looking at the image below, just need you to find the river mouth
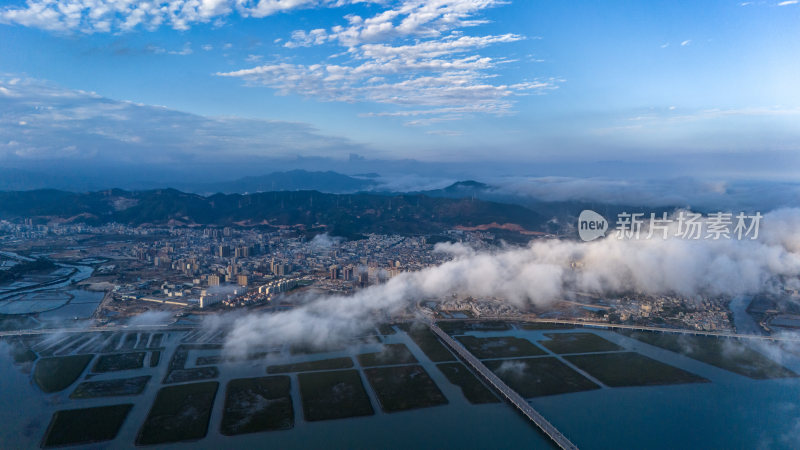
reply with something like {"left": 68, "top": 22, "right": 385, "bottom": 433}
{"left": 729, "top": 296, "right": 764, "bottom": 335}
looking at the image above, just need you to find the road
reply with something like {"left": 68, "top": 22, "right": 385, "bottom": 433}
{"left": 436, "top": 316, "right": 800, "bottom": 342}
{"left": 0, "top": 324, "right": 196, "bottom": 337}
{"left": 428, "top": 322, "right": 579, "bottom": 450}
{"left": 6, "top": 315, "right": 799, "bottom": 341}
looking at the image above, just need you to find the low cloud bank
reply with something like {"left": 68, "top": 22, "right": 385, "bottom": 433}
{"left": 368, "top": 174, "right": 800, "bottom": 213}
{"left": 310, "top": 233, "right": 342, "bottom": 249}
{"left": 486, "top": 177, "right": 800, "bottom": 212}
{"left": 223, "top": 208, "right": 800, "bottom": 357}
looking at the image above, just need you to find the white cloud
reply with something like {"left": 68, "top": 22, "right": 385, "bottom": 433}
{"left": 778, "top": 0, "right": 798, "bottom": 6}
{"left": 485, "top": 176, "right": 800, "bottom": 211}
{"left": 1, "top": 1, "right": 556, "bottom": 123}
{"left": 219, "top": 2, "right": 557, "bottom": 121}
{"left": 426, "top": 129, "right": 462, "bottom": 136}
{"left": 168, "top": 42, "right": 193, "bottom": 55}
{"left": 681, "top": 39, "right": 691, "bottom": 46}
{"left": 218, "top": 61, "right": 556, "bottom": 118}
{"left": 0, "top": 0, "right": 378, "bottom": 33}
{"left": 284, "top": 0, "right": 511, "bottom": 47}
{"left": 285, "top": 28, "right": 330, "bottom": 48}
{"left": 0, "top": 76, "right": 366, "bottom": 163}
{"left": 223, "top": 208, "right": 800, "bottom": 353}
{"left": 355, "top": 33, "right": 523, "bottom": 59}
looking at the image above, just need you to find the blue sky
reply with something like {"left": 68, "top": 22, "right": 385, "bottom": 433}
{"left": 0, "top": 0, "right": 799, "bottom": 180}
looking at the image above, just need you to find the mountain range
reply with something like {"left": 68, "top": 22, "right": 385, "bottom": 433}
{"left": 0, "top": 188, "right": 548, "bottom": 239}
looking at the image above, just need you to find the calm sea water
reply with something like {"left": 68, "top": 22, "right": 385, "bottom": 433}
{"left": 516, "top": 328, "right": 800, "bottom": 449}
{"left": 1, "top": 327, "right": 798, "bottom": 449}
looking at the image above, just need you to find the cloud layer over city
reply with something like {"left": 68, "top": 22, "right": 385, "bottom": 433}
{"left": 223, "top": 208, "right": 800, "bottom": 355}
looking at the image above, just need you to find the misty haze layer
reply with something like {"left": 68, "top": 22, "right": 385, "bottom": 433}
{"left": 223, "top": 208, "right": 800, "bottom": 356}
{"left": 484, "top": 177, "right": 800, "bottom": 212}
{"left": 3, "top": 77, "right": 800, "bottom": 193}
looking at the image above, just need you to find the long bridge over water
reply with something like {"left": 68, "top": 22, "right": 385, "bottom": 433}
{"left": 427, "top": 322, "right": 579, "bottom": 450}
{"left": 5, "top": 315, "right": 799, "bottom": 446}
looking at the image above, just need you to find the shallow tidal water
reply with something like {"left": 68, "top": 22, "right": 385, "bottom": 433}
{"left": 1, "top": 326, "right": 799, "bottom": 449}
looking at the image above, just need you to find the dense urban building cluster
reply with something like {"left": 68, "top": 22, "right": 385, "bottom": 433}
{"left": 606, "top": 295, "right": 734, "bottom": 331}
{"left": 0, "top": 220, "right": 461, "bottom": 314}
{"left": 0, "top": 219, "right": 755, "bottom": 332}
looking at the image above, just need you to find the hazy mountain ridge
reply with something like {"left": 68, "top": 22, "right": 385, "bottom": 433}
{"left": 0, "top": 188, "right": 547, "bottom": 238}
{"left": 410, "top": 180, "right": 688, "bottom": 234}
{"left": 0, "top": 178, "right": 695, "bottom": 239}
{"left": 185, "top": 170, "right": 377, "bottom": 194}
{"left": 0, "top": 169, "right": 377, "bottom": 194}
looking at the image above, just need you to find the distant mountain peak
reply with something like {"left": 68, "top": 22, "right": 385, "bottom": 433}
{"left": 444, "top": 180, "right": 490, "bottom": 191}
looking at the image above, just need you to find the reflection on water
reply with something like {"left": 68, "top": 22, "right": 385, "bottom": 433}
{"left": 38, "top": 290, "right": 104, "bottom": 321}
{"left": 0, "top": 263, "right": 99, "bottom": 320}
{"left": 729, "top": 296, "right": 764, "bottom": 335}
{"left": 1, "top": 326, "right": 799, "bottom": 449}
{"left": 0, "top": 329, "right": 553, "bottom": 450}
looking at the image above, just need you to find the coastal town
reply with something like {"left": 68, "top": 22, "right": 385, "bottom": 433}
{"left": 0, "top": 219, "right": 770, "bottom": 334}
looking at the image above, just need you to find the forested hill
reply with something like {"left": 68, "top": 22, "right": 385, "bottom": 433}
{"left": 0, "top": 188, "right": 547, "bottom": 237}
